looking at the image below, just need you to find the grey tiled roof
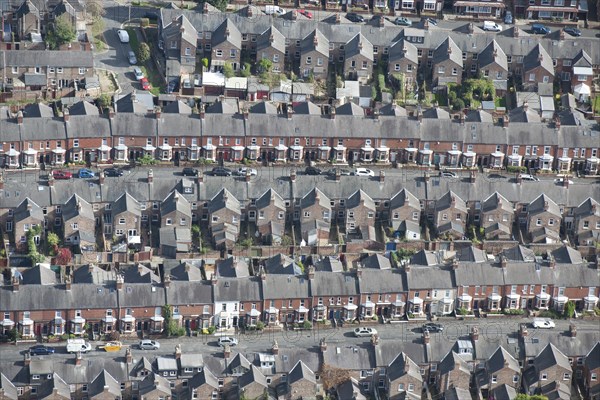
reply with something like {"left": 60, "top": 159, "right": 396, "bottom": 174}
{"left": 300, "top": 29, "right": 329, "bottom": 57}
{"left": 501, "top": 245, "right": 536, "bottom": 262}
{"left": 551, "top": 246, "right": 583, "bottom": 265}
{"left": 287, "top": 360, "right": 316, "bottom": 385}
{"left": 432, "top": 37, "right": 463, "bottom": 67}
{"left": 216, "top": 256, "right": 250, "bottom": 278}
{"left": 111, "top": 192, "right": 142, "bottom": 217}
{"left": 88, "top": 370, "right": 121, "bottom": 398}
{"left": 163, "top": 100, "right": 192, "bottom": 114}
{"left": 13, "top": 197, "right": 44, "bottom": 223}
{"left": 528, "top": 193, "right": 561, "bottom": 217}
{"left": 22, "top": 103, "right": 54, "bottom": 118}
{"left": 3, "top": 50, "right": 93, "bottom": 67}
{"left": 212, "top": 18, "right": 242, "bottom": 49}
{"left": 523, "top": 43, "right": 554, "bottom": 75}
{"left": 361, "top": 253, "right": 391, "bottom": 270}
{"left": 388, "top": 352, "right": 422, "bottom": 382}
{"left": 256, "top": 26, "right": 286, "bottom": 55}
{"left": 68, "top": 100, "right": 99, "bottom": 116}
{"left": 345, "top": 33, "right": 374, "bottom": 61}
{"left": 389, "top": 38, "right": 418, "bottom": 64}
{"left": 478, "top": 40, "right": 508, "bottom": 71}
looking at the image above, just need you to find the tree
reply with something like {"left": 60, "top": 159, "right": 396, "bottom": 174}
{"left": 320, "top": 363, "right": 350, "bottom": 390}
{"left": 563, "top": 300, "right": 576, "bottom": 318}
{"left": 258, "top": 58, "right": 273, "bottom": 75}
{"left": 97, "top": 94, "right": 111, "bottom": 110}
{"left": 55, "top": 248, "right": 72, "bottom": 265}
{"left": 46, "top": 14, "right": 76, "bottom": 50}
{"left": 204, "top": 0, "right": 227, "bottom": 11}
{"left": 47, "top": 232, "right": 60, "bottom": 249}
{"left": 515, "top": 395, "right": 548, "bottom": 400}
{"left": 85, "top": 0, "right": 105, "bottom": 20}
{"left": 137, "top": 43, "right": 150, "bottom": 64}
{"left": 201, "top": 58, "right": 209, "bottom": 70}
{"left": 222, "top": 62, "right": 234, "bottom": 79}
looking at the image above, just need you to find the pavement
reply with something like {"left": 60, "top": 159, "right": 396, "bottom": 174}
{"left": 2, "top": 317, "right": 598, "bottom": 363}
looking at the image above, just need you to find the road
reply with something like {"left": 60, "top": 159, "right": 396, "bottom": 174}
{"left": 1, "top": 317, "right": 597, "bottom": 363}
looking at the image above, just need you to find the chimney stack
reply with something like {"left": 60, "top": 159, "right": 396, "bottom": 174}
{"left": 378, "top": 16, "right": 384, "bottom": 28}
{"left": 424, "top": 18, "right": 429, "bottom": 30}
{"left": 147, "top": 169, "right": 154, "bottom": 184}
{"left": 548, "top": 254, "right": 556, "bottom": 269}
{"left": 12, "top": 276, "right": 19, "bottom": 292}
{"left": 75, "top": 352, "right": 82, "bottom": 366}
{"left": 245, "top": 169, "right": 252, "bottom": 182}
{"left": 516, "top": 173, "right": 523, "bottom": 184}
{"left": 48, "top": 174, "right": 54, "bottom": 187}
{"left": 225, "top": 28, "right": 230, "bottom": 38}
{"left": 116, "top": 275, "right": 124, "bottom": 290}
{"left": 99, "top": 170, "right": 105, "bottom": 185}
{"left": 126, "top": 348, "right": 133, "bottom": 364}
{"left": 27, "top": 202, "right": 32, "bottom": 211}
{"left": 519, "top": 323, "right": 528, "bottom": 337}
{"left": 63, "top": 109, "right": 70, "bottom": 122}
{"left": 24, "top": 353, "right": 31, "bottom": 366}
{"left": 469, "top": 170, "right": 476, "bottom": 183}
{"left": 155, "top": 108, "right": 161, "bottom": 120}
{"left": 371, "top": 334, "right": 379, "bottom": 346}
{"left": 424, "top": 171, "right": 430, "bottom": 183}
{"left": 523, "top": 102, "right": 529, "bottom": 112}
{"left": 563, "top": 176, "right": 570, "bottom": 188}
{"left": 175, "top": 344, "right": 182, "bottom": 359}
{"left": 272, "top": 340, "right": 279, "bottom": 355}
{"left": 200, "top": 104, "right": 205, "bottom": 119}
{"left": 330, "top": 107, "right": 336, "bottom": 120}
{"left": 452, "top": 258, "right": 459, "bottom": 270}
{"left": 164, "top": 275, "right": 171, "bottom": 288}
{"left": 500, "top": 255, "right": 507, "bottom": 269}
{"left": 203, "top": 2, "right": 209, "bottom": 13}
{"left": 211, "top": 273, "right": 217, "bottom": 286}
{"left": 287, "top": 104, "right": 293, "bottom": 120}
{"left": 335, "top": 168, "right": 341, "bottom": 182}
{"left": 196, "top": 171, "right": 204, "bottom": 185}
{"left": 417, "top": 107, "right": 423, "bottom": 122}
{"left": 65, "top": 276, "right": 72, "bottom": 291}
{"left": 247, "top": 6, "right": 253, "bottom": 17}
{"left": 320, "top": 338, "right": 327, "bottom": 353}
{"left": 468, "top": 23, "right": 474, "bottom": 34}
{"left": 109, "top": 110, "right": 115, "bottom": 119}
{"left": 313, "top": 34, "right": 318, "bottom": 46}
{"left": 223, "top": 344, "right": 231, "bottom": 359}
{"left": 503, "top": 115, "right": 509, "bottom": 128}
{"left": 423, "top": 330, "right": 430, "bottom": 344}
{"left": 471, "top": 326, "right": 479, "bottom": 341}
{"left": 307, "top": 266, "right": 315, "bottom": 280}
{"left": 513, "top": 27, "right": 520, "bottom": 38}
{"left": 290, "top": 169, "right": 297, "bottom": 182}
{"left": 17, "top": 111, "right": 23, "bottom": 124}
{"left": 243, "top": 108, "right": 249, "bottom": 120}
{"left": 356, "top": 267, "right": 362, "bottom": 278}
{"left": 379, "top": 170, "right": 385, "bottom": 183}
{"left": 335, "top": 13, "right": 341, "bottom": 24}
{"left": 291, "top": 10, "right": 298, "bottom": 20}
{"left": 569, "top": 324, "right": 577, "bottom": 338}
{"left": 543, "top": 201, "right": 549, "bottom": 211}
{"left": 559, "top": 29, "right": 565, "bottom": 40}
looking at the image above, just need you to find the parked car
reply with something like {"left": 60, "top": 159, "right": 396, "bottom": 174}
{"left": 326, "top": 168, "right": 352, "bottom": 176}
{"left": 425, "top": 17, "right": 438, "bottom": 26}
{"left": 394, "top": 17, "right": 412, "bottom": 26}
{"left": 345, "top": 13, "right": 365, "bottom": 23}
{"left": 483, "top": 21, "right": 503, "bottom": 32}
{"left": 139, "top": 77, "right": 151, "bottom": 91}
{"left": 264, "top": 5, "right": 285, "bottom": 15}
{"left": 210, "top": 167, "right": 232, "bottom": 177}
{"left": 563, "top": 27, "right": 581, "bottom": 37}
{"left": 554, "top": 177, "right": 574, "bottom": 185}
{"left": 182, "top": 167, "right": 199, "bottom": 177}
{"left": 52, "top": 170, "right": 72, "bottom": 180}
{"left": 235, "top": 167, "right": 258, "bottom": 176}
{"left": 532, "top": 23, "right": 551, "bottom": 34}
{"left": 66, "top": 339, "right": 92, "bottom": 353}
{"left": 440, "top": 170, "right": 458, "bottom": 178}
{"left": 520, "top": 174, "right": 540, "bottom": 182}
{"left": 78, "top": 168, "right": 95, "bottom": 178}
{"left": 30, "top": 345, "right": 55, "bottom": 356}
{"left": 297, "top": 9, "right": 312, "bottom": 18}
{"left": 133, "top": 67, "right": 144, "bottom": 80}
{"left": 305, "top": 166, "right": 322, "bottom": 175}
{"left": 504, "top": 11, "right": 513, "bottom": 24}
{"left": 354, "top": 327, "right": 378, "bottom": 337}
{"left": 117, "top": 29, "right": 129, "bottom": 43}
{"left": 532, "top": 318, "right": 555, "bottom": 329}
{"left": 218, "top": 337, "right": 239, "bottom": 347}
{"left": 128, "top": 51, "right": 137, "bottom": 65}
{"left": 139, "top": 340, "right": 161, "bottom": 350}
{"left": 422, "top": 323, "right": 444, "bottom": 333}
{"left": 104, "top": 167, "right": 124, "bottom": 177}
{"left": 354, "top": 168, "right": 375, "bottom": 177}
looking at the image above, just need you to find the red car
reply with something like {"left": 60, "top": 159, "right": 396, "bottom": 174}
{"left": 140, "top": 77, "right": 151, "bottom": 91}
{"left": 298, "top": 9, "right": 313, "bottom": 18}
{"left": 52, "top": 170, "right": 72, "bottom": 180}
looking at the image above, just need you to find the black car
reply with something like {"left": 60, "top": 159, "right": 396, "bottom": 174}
{"left": 563, "top": 27, "right": 581, "bottom": 37}
{"left": 182, "top": 167, "right": 199, "bottom": 177}
{"left": 211, "top": 167, "right": 232, "bottom": 177}
{"left": 345, "top": 13, "right": 365, "bottom": 23}
{"left": 425, "top": 17, "right": 438, "bottom": 26}
{"left": 305, "top": 166, "right": 322, "bottom": 176}
{"left": 104, "top": 167, "right": 124, "bottom": 177}
{"left": 422, "top": 323, "right": 444, "bottom": 333}
{"left": 30, "top": 345, "right": 55, "bottom": 356}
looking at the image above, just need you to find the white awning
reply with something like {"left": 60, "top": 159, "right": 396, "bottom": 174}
{"left": 102, "top": 316, "right": 116, "bottom": 323}
{"left": 536, "top": 293, "right": 551, "bottom": 299}
{"left": 558, "top": 157, "right": 571, "bottom": 162}
{"left": 506, "top": 294, "right": 520, "bottom": 300}
{"left": 158, "top": 144, "right": 172, "bottom": 150}
{"left": 442, "top": 297, "right": 454, "bottom": 304}
{"left": 538, "top": 154, "right": 554, "bottom": 161}
{"left": 508, "top": 154, "right": 522, "bottom": 161}
{"left": 247, "top": 309, "right": 261, "bottom": 317}
{"left": 343, "top": 303, "right": 358, "bottom": 310}
{"left": 231, "top": 146, "right": 245, "bottom": 151}
{"left": 7, "top": 149, "right": 20, "bottom": 156}
{"left": 290, "top": 145, "right": 303, "bottom": 151}
{"left": 150, "top": 315, "right": 164, "bottom": 322}
{"left": 20, "top": 318, "right": 33, "bottom": 326}
{"left": 587, "top": 157, "right": 599, "bottom": 163}
{"left": 554, "top": 295, "right": 568, "bottom": 303}
{"left": 491, "top": 151, "right": 504, "bottom": 158}
{"left": 52, "top": 317, "right": 65, "bottom": 325}
{"left": 0, "top": 319, "right": 15, "bottom": 326}
{"left": 52, "top": 148, "right": 66, "bottom": 154}
{"left": 318, "top": 146, "right": 331, "bottom": 151}
{"left": 405, "top": 147, "right": 418, "bottom": 152}
{"left": 121, "top": 315, "right": 135, "bottom": 323}
{"left": 247, "top": 145, "right": 260, "bottom": 151}
{"left": 584, "top": 295, "right": 598, "bottom": 303}
{"left": 411, "top": 297, "right": 423, "bottom": 304}
{"left": 419, "top": 149, "right": 433, "bottom": 155}
{"left": 265, "top": 307, "right": 279, "bottom": 314}
{"left": 142, "top": 145, "right": 156, "bottom": 151}
{"left": 334, "top": 145, "right": 346, "bottom": 151}
{"left": 458, "top": 294, "right": 472, "bottom": 302}
{"left": 202, "top": 144, "right": 215, "bottom": 151}
{"left": 488, "top": 294, "right": 501, "bottom": 301}
{"left": 114, "top": 144, "right": 128, "bottom": 151}
{"left": 296, "top": 306, "right": 309, "bottom": 313}
{"left": 377, "top": 146, "right": 389, "bottom": 152}
{"left": 23, "top": 148, "right": 38, "bottom": 155}
{"left": 361, "top": 146, "right": 374, "bottom": 152}
{"left": 392, "top": 300, "right": 405, "bottom": 307}
{"left": 447, "top": 150, "right": 462, "bottom": 155}
{"left": 463, "top": 151, "right": 476, "bottom": 157}
{"left": 574, "top": 83, "right": 591, "bottom": 96}
{"left": 573, "top": 67, "right": 593, "bottom": 75}
{"left": 71, "top": 316, "right": 86, "bottom": 324}
{"left": 361, "top": 301, "right": 375, "bottom": 308}
{"left": 97, "top": 145, "right": 112, "bottom": 152}
{"left": 275, "top": 144, "right": 288, "bottom": 151}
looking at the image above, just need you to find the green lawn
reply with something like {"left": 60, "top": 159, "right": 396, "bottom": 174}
{"left": 593, "top": 96, "right": 600, "bottom": 116}
{"left": 126, "top": 28, "right": 163, "bottom": 96}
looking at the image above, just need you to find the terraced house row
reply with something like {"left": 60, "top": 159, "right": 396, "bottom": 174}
{"left": 158, "top": 6, "right": 599, "bottom": 92}
{"left": 1, "top": 246, "right": 599, "bottom": 337}
{"left": 0, "top": 329, "right": 599, "bottom": 400}
{"left": 1, "top": 98, "right": 599, "bottom": 173}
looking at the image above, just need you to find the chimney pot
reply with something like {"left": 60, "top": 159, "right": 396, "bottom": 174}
{"left": 330, "top": 107, "right": 336, "bottom": 120}
{"left": 63, "top": 109, "right": 70, "bottom": 122}
{"left": 12, "top": 276, "right": 20, "bottom": 292}
{"left": 471, "top": 326, "right": 479, "bottom": 341}
{"left": 379, "top": 170, "right": 385, "bottom": 183}
{"left": 24, "top": 353, "right": 31, "bottom": 366}
{"left": 175, "top": 343, "right": 182, "bottom": 359}
{"left": 17, "top": 111, "right": 23, "bottom": 124}
{"left": 116, "top": 275, "right": 124, "bottom": 290}
{"left": 75, "top": 352, "right": 82, "bottom": 366}
{"left": 272, "top": 340, "right": 279, "bottom": 355}
{"left": 423, "top": 330, "right": 430, "bottom": 344}
{"left": 320, "top": 338, "right": 327, "bottom": 352}
{"left": 290, "top": 169, "right": 297, "bottom": 182}
{"left": 211, "top": 273, "right": 217, "bottom": 285}
{"left": 126, "top": 348, "right": 133, "bottom": 364}
{"left": 569, "top": 324, "right": 577, "bottom": 337}
{"left": 223, "top": 344, "right": 231, "bottom": 358}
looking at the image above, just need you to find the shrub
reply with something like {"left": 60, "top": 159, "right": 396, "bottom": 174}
{"left": 107, "top": 331, "right": 120, "bottom": 341}
{"left": 507, "top": 166, "right": 527, "bottom": 173}
{"left": 457, "top": 308, "right": 470, "bottom": 316}
{"left": 207, "top": 326, "right": 216, "bottom": 334}
{"left": 538, "top": 309, "right": 561, "bottom": 319}
{"left": 140, "top": 17, "right": 149, "bottom": 27}
{"left": 302, "top": 321, "right": 312, "bottom": 330}
{"left": 255, "top": 321, "right": 265, "bottom": 331}
{"left": 60, "top": 334, "right": 69, "bottom": 341}
{"left": 503, "top": 309, "right": 525, "bottom": 315}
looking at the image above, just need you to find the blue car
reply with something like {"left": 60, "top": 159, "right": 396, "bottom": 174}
{"left": 78, "top": 168, "right": 95, "bottom": 178}
{"left": 30, "top": 345, "right": 55, "bottom": 356}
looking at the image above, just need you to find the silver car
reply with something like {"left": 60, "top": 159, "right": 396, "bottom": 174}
{"left": 128, "top": 51, "right": 137, "bottom": 65}
{"left": 139, "top": 339, "right": 160, "bottom": 350}
{"left": 218, "top": 336, "right": 238, "bottom": 347}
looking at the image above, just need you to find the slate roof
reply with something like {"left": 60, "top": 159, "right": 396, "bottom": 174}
{"left": 574, "top": 197, "right": 599, "bottom": 217}
{"left": 68, "top": 100, "right": 99, "bottom": 116}
{"left": 263, "top": 253, "right": 302, "bottom": 275}
{"left": 62, "top": 193, "right": 94, "bottom": 223}
{"left": 139, "top": 373, "right": 171, "bottom": 397}
{"left": 390, "top": 188, "right": 420, "bottom": 210}
{"left": 13, "top": 197, "right": 44, "bottom": 222}
{"left": 489, "top": 384, "right": 518, "bottom": 400}
{"left": 161, "top": 190, "right": 192, "bottom": 218}
{"left": 523, "top": 43, "right": 554, "bottom": 75}
{"left": 121, "top": 264, "right": 161, "bottom": 284}
{"left": 0, "top": 373, "right": 17, "bottom": 400}
{"left": 478, "top": 40, "right": 508, "bottom": 71}
{"left": 213, "top": 277, "right": 262, "bottom": 302}
{"left": 212, "top": 18, "right": 242, "bottom": 48}
{"left": 208, "top": 188, "right": 241, "bottom": 215}
{"left": 528, "top": 194, "right": 561, "bottom": 217}
{"left": 432, "top": 37, "right": 462, "bottom": 67}
{"left": 166, "top": 280, "right": 212, "bottom": 305}
{"left": 523, "top": 330, "right": 600, "bottom": 360}
{"left": 205, "top": 99, "right": 237, "bottom": 114}
{"left": 435, "top": 190, "right": 468, "bottom": 213}
{"left": 456, "top": 246, "right": 488, "bottom": 263}
{"left": 21, "top": 263, "right": 58, "bottom": 285}
{"left": 256, "top": 26, "right": 286, "bottom": 54}
{"left": 188, "top": 367, "right": 219, "bottom": 390}
{"left": 378, "top": 102, "right": 408, "bottom": 117}
{"left": 300, "top": 188, "right": 330, "bottom": 210}
{"left": 388, "top": 352, "right": 422, "bottom": 382}
{"left": 22, "top": 103, "right": 54, "bottom": 118}
{"left": 465, "top": 109, "right": 494, "bottom": 123}
{"left": 166, "top": 260, "right": 203, "bottom": 281}
{"left": 323, "top": 344, "right": 375, "bottom": 372}
{"left": 38, "top": 373, "right": 70, "bottom": 399}
{"left": 3, "top": 50, "right": 93, "bottom": 68}
{"left": 262, "top": 274, "right": 310, "bottom": 300}
{"left": 585, "top": 342, "right": 600, "bottom": 370}
{"left": 410, "top": 250, "right": 442, "bottom": 266}
{"left": 250, "top": 100, "right": 278, "bottom": 115}
{"left": 389, "top": 38, "right": 418, "bottom": 64}
{"left": 238, "top": 365, "right": 268, "bottom": 390}
{"left": 551, "top": 246, "right": 583, "bottom": 265}
{"left": 361, "top": 253, "right": 391, "bottom": 270}
{"left": 501, "top": 245, "right": 536, "bottom": 262}
{"left": 438, "top": 351, "right": 471, "bottom": 376}
{"left": 72, "top": 264, "right": 117, "bottom": 284}
{"left": 255, "top": 188, "right": 285, "bottom": 212}
{"left": 444, "top": 387, "right": 472, "bottom": 400}
{"left": 300, "top": 29, "right": 329, "bottom": 57}
{"left": 407, "top": 266, "right": 455, "bottom": 289}
{"left": 336, "top": 101, "right": 365, "bottom": 116}
{"left": 111, "top": 192, "right": 142, "bottom": 217}
{"left": 481, "top": 192, "right": 512, "bottom": 213}
{"left": 293, "top": 101, "right": 321, "bottom": 115}
{"left": 88, "top": 370, "right": 121, "bottom": 398}
{"left": 163, "top": 100, "right": 192, "bottom": 114}
{"left": 345, "top": 33, "right": 374, "bottom": 61}
{"left": 534, "top": 343, "right": 572, "bottom": 372}
{"left": 313, "top": 256, "right": 344, "bottom": 272}
{"left": 487, "top": 346, "right": 520, "bottom": 374}
{"left": 311, "top": 271, "right": 358, "bottom": 296}
{"left": 287, "top": 360, "right": 317, "bottom": 385}
{"left": 114, "top": 91, "right": 151, "bottom": 114}
{"left": 572, "top": 49, "right": 592, "bottom": 67}
{"left": 216, "top": 256, "right": 250, "bottom": 278}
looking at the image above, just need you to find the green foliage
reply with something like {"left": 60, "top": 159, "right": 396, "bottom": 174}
{"left": 281, "top": 235, "right": 293, "bottom": 246}
{"left": 140, "top": 18, "right": 149, "bottom": 27}
{"left": 97, "top": 94, "right": 111, "bottom": 110}
{"left": 203, "top": 0, "right": 227, "bottom": 11}
{"left": 507, "top": 166, "right": 528, "bottom": 173}
{"left": 46, "top": 14, "right": 76, "bottom": 49}
{"left": 239, "top": 62, "right": 252, "bottom": 77}
{"left": 0, "top": 248, "right": 6, "bottom": 258}
{"left": 240, "top": 238, "right": 253, "bottom": 249}
{"left": 7, "top": 328, "right": 20, "bottom": 341}
{"left": 137, "top": 42, "right": 150, "bottom": 64}
{"left": 538, "top": 309, "right": 562, "bottom": 319}
{"left": 395, "top": 248, "right": 415, "bottom": 260}
{"left": 503, "top": 309, "right": 525, "bottom": 315}
{"left": 563, "top": 300, "right": 576, "bottom": 318}
{"left": 60, "top": 334, "right": 69, "bottom": 341}
{"left": 27, "top": 226, "right": 44, "bottom": 265}
{"left": 447, "top": 78, "right": 495, "bottom": 110}
{"left": 255, "top": 321, "right": 265, "bottom": 330}
{"left": 222, "top": 62, "right": 234, "bottom": 79}
{"left": 137, "top": 154, "right": 157, "bottom": 165}
{"left": 457, "top": 307, "right": 471, "bottom": 316}
{"left": 302, "top": 320, "right": 312, "bottom": 330}
{"left": 515, "top": 395, "right": 548, "bottom": 400}
{"left": 191, "top": 225, "right": 201, "bottom": 236}
{"left": 207, "top": 326, "right": 216, "bottom": 334}
{"left": 258, "top": 58, "right": 273, "bottom": 74}
{"left": 201, "top": 58, "right": 209, "bottom": 69}
{"left": 47, "top": 232, "right": 60, "bottom": 248}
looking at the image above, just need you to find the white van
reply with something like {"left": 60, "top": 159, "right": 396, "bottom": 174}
{"left": 117, "top": 29, "right": 130, "bottom": 43}
{"left": 66, "top": 339, "right": 92, "bottom": 353}
{"left": 483, "top": 21, "right": 502, "bottom": 32}
{"left": 265, "top": 5, "right": 285, "bottom": 15}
